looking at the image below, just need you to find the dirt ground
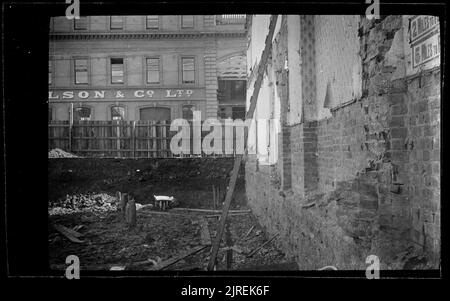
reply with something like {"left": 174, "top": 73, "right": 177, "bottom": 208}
{"left": 48, "top": 158, "right": 298, "bottom": 271}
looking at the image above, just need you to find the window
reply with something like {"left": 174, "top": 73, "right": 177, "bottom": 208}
{"left": 182, "top": 105, "right": 194, "bottom": 120}
{"left": 146, "top": 58, "right": 160, "bottom": 84}
{"left": 218, "top": 80, "right": 246, "bottom": 101}
{"left": 182, "top": 57, "right": 195, "bottom": 84}
{"left": 73, "top": 107, "right": 91, "bottom": 121}
{"left": 181, "top": 15, "right": 194, "bottom": 28}
{"left": 111, "top": 106, "right": 125, "bottom": 120}
{"left": 111, "top": 58, "right": 124, "bottom": 84}
{"left": 48, "top": 60, "right": 52, "bottom": 85}
{"left": 74, "top": 58, "right": 88, "bottom": 84}
{"left": 74, "top": 17, "right": 87, "bottom": 30}
{"left": 110, "top": 16, "right": 123, "bottom": 29}
{"left": 146, "top": 16, "right": 159, "bottom": 29}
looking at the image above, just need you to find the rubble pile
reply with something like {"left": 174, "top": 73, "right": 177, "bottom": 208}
{"left": 49, "top": 193, "right": 117, "bottom": 216}
{"left": 48, "top": 148, "right": 80, "bottom": 158}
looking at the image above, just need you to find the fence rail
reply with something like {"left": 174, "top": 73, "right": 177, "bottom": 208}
{"left": 48, "top": 120, "right": 240, "bottom": 158}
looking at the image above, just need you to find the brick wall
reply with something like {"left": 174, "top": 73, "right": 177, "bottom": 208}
{"left": 245, "top": 15, "right": 440, "bottom": 269}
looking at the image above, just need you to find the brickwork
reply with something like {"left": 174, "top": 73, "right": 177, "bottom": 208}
{"left": 246, "top": 15, "right": 440, "bottom": 269}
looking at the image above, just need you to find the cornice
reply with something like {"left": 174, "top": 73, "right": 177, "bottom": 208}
{"left": 49, "top": 31, "right": 247, "bottom": 41}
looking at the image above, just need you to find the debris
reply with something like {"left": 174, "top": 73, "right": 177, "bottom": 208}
{"left": 72, "top": 225, "right": 84, "bottom": 232}
{"left": 130, "top": 257, "right": 162, "bottom": 268}
{"left": 235, "top": 225, "right": 255, "bottom": 244}
{"left": 204, "top": 212, "right": 251, "bottom": 218}
{"left": 138, "top": 210, "right": 189, "bottom": 217}
{"left": 318, "top": 265, "right": 338, "bottom": 271}
{"left": 135, "top": 203, "right": 153, "bottom": 211}
{"left": 53, "top": 224, "right": 84, "bottom": 243}
{"left": 301, "top": 201, "right": 316, "bottom": 209}
{"left": 244, "top": 225, "right": 255, "bottom": 239}
{"left": 48, "top": 193, "right": 117, "bottom": 216}
{"left": 48, "top": 148, "right": 79, "bottom": 158}
{"left": 223, "top": 246, "right": 244, "bottom": 254}
{"left": 246, "top": 233, "right": 279, "bottom": 258}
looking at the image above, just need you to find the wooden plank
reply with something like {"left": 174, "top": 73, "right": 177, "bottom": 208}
{"left": 171, "top": 208, "right": 251, "bottom": 214}
{"left": 204, "top": 212, "right": 251, "bottom": 218}
{"left": 207, "top": 15, "right": 279, "bottom": 271}
{"left": 150, "top": 245, "right": 209, "bottom": 271}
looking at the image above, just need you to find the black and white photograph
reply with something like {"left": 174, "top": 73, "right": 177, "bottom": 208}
{"left": 3, "top": 0, "right": 445, "bottom": 290}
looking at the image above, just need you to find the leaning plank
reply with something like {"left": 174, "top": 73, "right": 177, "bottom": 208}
{"left": 207, "top": 15, "right": 279, "bottom": 271}
{"left": 204, "top": 212, "right": 251, "bottom": 219}
{"left": 150, "top": 245, "right": 209, "bottom": 271}
{"left": 53, "top": 224, "right": 84, "bottom": 243}
{"left": 199, "top": 217, "right": 212, "bottom": 245}
{"left": 138, "top": 210, "right": 190, "bottom": 217}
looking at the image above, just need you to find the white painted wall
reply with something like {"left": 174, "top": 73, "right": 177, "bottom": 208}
{"left": 314, "top": 15, "right": 362, "bottom": 119}
{"left": 246, "top": 15, "right": 282, "bottom": 165}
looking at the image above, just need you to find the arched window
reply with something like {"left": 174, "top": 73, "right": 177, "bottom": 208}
{"left": 111, "top": 106, "right": 125, "bottom": 120}
{"left": 73, "top": 107, "right": 91, "bottom": 121}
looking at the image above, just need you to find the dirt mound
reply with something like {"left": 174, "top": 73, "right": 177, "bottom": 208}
{"left": 48, "top": 148, "right": 80, "bottom": 158}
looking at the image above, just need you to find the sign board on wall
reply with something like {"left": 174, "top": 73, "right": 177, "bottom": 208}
{"left": 48, "top": 88, "right": 204, "bottom": 101}
{"left": 404, "top": 15, "right": 440, "bottom": 76}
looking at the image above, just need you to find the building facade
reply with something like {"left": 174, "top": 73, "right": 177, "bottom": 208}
{"left": 246, "top": 15, "right": 440, "bottom": 269}
{"left": 49, "top": 15, "right": 247, "bottom": 122}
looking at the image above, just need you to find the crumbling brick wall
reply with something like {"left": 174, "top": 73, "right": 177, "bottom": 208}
{"left": 246, "top": 15, "right": 440, "bottom": 269}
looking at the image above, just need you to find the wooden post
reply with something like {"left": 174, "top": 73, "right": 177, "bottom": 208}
{"left": 116, "top": 191, "right": 122, "bottom": 207}
{"left": 120, "top": 193, "right": 128, "bottom": 221}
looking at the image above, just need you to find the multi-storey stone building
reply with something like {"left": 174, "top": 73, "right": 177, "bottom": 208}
{"left": 48, "top": 15, "right": 247, "bottom": 122}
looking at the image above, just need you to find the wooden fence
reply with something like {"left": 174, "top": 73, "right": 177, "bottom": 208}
{"left": 48, "top": 120, "right": 240, "bottom": 158}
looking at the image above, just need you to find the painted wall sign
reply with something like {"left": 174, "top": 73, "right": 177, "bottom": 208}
{"left": 409, "top": 16, "right": 439, "bottom": 43}
{"left": 404, "top": 15, "right": 440, "bottom": 76}
{"left": 412, "top": 32, "right": 440, "bottom": 68}
{"left": 49, "top": 88, "right": 199, "bottom": 101}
